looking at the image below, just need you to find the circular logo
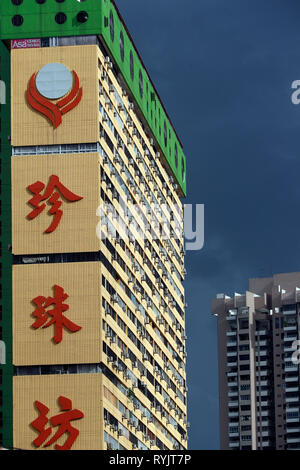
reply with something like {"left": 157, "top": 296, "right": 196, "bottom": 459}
{"left": 36, "top": 63, "right": 73, "bottom": 100}
{"left": 27, "top": 63, "right": 83, "bottom": 129}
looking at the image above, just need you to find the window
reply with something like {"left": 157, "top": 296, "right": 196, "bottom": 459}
{"left": 110, "top": 10, "right": 114, "bottom": 42}
{"left": 55, "top": 12, "right": 67, "bottom": 24}
{"left": 164, "top": 121, "right": 167, "bottom": 147}
{"left": 12, "top": 15, "right": 23, "bottom": 26}
{"left": 77, "top": 11, "right": 88, "bottom": 23}
{"left": 120, "top": 31, "right": 124, "bottom": 62}
{"left": 174, "top": 143, "right": 178, "bottom": 169}
{"left": 181, "top": 156, "right": 185, "bottom": 182}
{"left": 139, "top": 70, "right": 143, "bottom": 99}
{"left": 130, "top": 51, "right": 134, "bottom": 81}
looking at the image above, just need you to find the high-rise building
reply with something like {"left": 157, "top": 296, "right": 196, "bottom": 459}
{"left": 0, "top": 0, "right": 187, "bottom": 450}
{"left": 212, "top": 272, "right": 300, "bottom": 450}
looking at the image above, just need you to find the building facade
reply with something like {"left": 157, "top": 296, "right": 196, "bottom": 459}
{"left": 212, "top": 272, "right": 300, "bottom": 450}
{"left": 0, "top": 0, "right": 188, "bottom": 450}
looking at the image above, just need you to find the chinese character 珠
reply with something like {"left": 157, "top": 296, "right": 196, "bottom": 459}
{"left": 32, "top": 284, "right": 81, "bottom": 344}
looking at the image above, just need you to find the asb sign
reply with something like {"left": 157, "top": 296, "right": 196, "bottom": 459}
{"left": 27, "top": 63, "right": 83, "bottom": 129}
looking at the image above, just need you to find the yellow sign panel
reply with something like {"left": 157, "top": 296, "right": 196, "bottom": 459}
{"left": 12, "top": 153, "right": 101, "bottom": 255}
{"left": 13, "top": 374, "right": 103, "bottom": 450}
{"left": 11, "top": 45, "right": 99, "bottom": 146}
{"left": 13, "top": 262, "right": 101, "bottom": 366}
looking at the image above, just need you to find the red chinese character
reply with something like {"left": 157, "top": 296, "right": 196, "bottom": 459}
{"left": 31, "top": 396, "right": 84, "bottom": 450}
{"left": 27, "top": 174, "right": 83, "bottom": 233}
{"left": 32, "top": 284, "right": 81, "bottom": 344}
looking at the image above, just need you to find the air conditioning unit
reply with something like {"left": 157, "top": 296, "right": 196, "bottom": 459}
{"left": 108, "top": 356, "right": 114, "bottom": 363}
{"left": 155, "top": 385, "right": 160, "bottom": 393}
{"left": 132, "top": 443, "right": 138, "bottom": 449}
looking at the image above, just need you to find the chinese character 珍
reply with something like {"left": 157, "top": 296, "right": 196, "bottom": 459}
{"left": 27, "top": 174, "right": 83, "bottom": 233}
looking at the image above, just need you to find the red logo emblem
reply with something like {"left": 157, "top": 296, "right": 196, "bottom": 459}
{"left": 27, "top": 62, "right": 83, "bottom": 129}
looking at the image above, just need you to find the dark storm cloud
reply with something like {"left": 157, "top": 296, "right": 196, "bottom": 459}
{"left": 116, "top": 0, "right": 300, "bottom": 449}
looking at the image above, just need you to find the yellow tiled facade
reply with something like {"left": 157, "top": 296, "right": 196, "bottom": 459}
{"left": 12, "top": 43, "right": 187, "bottom": 450}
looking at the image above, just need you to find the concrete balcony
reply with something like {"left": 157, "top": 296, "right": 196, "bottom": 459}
{"left": 229, "top": 442, "right": 240, "bottom": 448}
{"left": 228, "top": 412, "right": 239, "bottom": 418}
{"left": 284, "top": 346, "right": 298, "bottom": 353}
{"left": 284, "top": 326, "right": 297, "bottom": 332}
{"left": 287, "top": 437, "right": 300, "bottom": 444}
{"left": 256, "top": 361, "right": 268, "bottom": 367}
{"left": 285, "top": 396, "right": 299, "bottom": 403}
{"left": 285, "top": 364, "right": 298, "bottom": 372}
{"left": 284, "top": 336, "right": 297, "bottom": 342}
{"left": 256, "top": 330, "right": 267, "bottom": 336}
{"left": 286, "top": 428, "right": 300, "bottom": 433}
{"left": 228, "top": 382, "right": 238, "bottom": 387}
{"left": 228, "top": 401, "right": 239, "bottom": 407}
{"left": 285, "top": 376, "right": 299, "bottom": 382}
{"left": 285, "top": 387, "right": 299, "bottom": 393}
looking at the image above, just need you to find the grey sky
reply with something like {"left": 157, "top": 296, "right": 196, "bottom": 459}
{"left": 116, "top": 0, "right": 300, "bottom": 449}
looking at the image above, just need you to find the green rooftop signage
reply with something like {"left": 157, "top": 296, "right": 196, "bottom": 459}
{"left": 0, "top": 0, "right": 186, "bottom": 195}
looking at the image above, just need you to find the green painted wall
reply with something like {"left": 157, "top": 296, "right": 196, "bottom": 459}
{"left": 0, "top": 0, "right": 186, "bottom": 195}
{"left": 102, "top": 1, "right": 186, "bottom": 195}
{"left": 0, "top": 0, "right": 102, "bottom": 39}
{"left": 0, "top": 40, "right": 12, "bottom": 450}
